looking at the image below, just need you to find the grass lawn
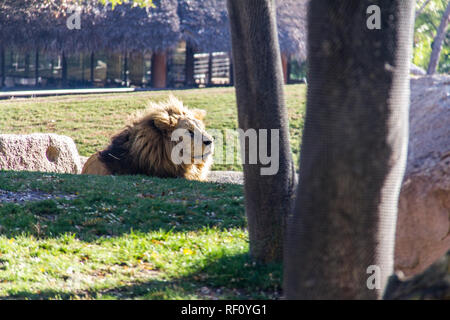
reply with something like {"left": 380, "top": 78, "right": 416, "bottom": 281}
{"left": 0, "top": 84, "right": 307, "bottom": 171}
{"left": 0, "top": 85, "right": 306, "bottom": 299}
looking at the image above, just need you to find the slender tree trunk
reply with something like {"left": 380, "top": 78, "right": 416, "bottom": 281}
{"left": 185, "top": 42, "right": 195, "bottom": 87}
{"left": 151, "top": 51, "right": 167, "bottom": 88}
{"left": 427, "top": 1, "right": 450, "bottom": 75}
{"left": 227, "top": 0, "right": 296, "bottom": 263}
{"left": 284, "top": 0, "right": 415, "bottom": 299}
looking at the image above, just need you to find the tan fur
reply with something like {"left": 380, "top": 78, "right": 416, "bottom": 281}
{"left": 81, "top": 96, "right": 213, "bottom": 181}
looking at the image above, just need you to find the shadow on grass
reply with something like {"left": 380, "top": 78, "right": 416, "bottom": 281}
{"left": 0, "top": 171, "right": 245, "bottom": 241}
{"left": 3, "top": 253, "right": 282, "bottom": 300}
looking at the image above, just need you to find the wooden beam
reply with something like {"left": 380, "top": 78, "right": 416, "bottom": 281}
{"left": 151, "top": 52, "right": 167, "bottom": 88}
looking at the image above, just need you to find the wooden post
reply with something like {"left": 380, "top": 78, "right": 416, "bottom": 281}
{"left": 90, "top": 51, "right": 95, "bottom": 84}
{"left": 281, "top": 52, "right": 288, "bottom": 84}
{"left": 151, "top": 51, "right": 167, "bottom": 88}
{"left": 185, "top": 43, "right": 195, "bottom": 87}
{"left": 207, "top": 53, "right": 213, "bottom": 86}
{"left": 62, "top": 52, "right": 68, "bottom": 87}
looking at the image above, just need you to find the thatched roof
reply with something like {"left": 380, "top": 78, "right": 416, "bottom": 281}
{"left": 277, "top": 0, "right": 308, "bottom": 60}
{"left": 0, "top": 0, "right": 307, "bottom": 59}
{"left": 178, "top": 0, "right": 230, "bottom": 53}
{"left": 100, "top": 0, "right": 180, "bottom": 53}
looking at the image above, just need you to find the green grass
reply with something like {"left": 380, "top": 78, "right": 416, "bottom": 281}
{"left": 0, "top": 85, "right": 306, "bottom": 171}
{"left": 0, "top": 85, "right": 306, "bottom": 299}
{"left": 0, "top": 171, "right": 282, "bottom": 300}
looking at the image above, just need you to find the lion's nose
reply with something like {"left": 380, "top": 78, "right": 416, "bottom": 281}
{"left": 203, "top": 139, "right": 213, "bottom": 146}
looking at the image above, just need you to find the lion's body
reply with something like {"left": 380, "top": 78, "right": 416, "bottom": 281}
{"left": 81, "top": 96, "right": 213, "bottom": 181}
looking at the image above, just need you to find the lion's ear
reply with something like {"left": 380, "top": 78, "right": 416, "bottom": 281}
{"left": 151, "top": 111, "right": 175, "bottom": 131}
{"left": 191, "top": 109, "right": 207, "bottom": 121}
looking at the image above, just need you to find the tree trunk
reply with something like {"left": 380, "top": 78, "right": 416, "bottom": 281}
{"left": 151, "top": 51, "right": 167, "bottom": 88}
{"left": 284, "top": 0, "right": 415, "bottom": 299}
{"left": 227, "top": 0, "right": 296, "bottom": 263}
{"left": 185, "top": 42, "right": 195, "bottom": 87}
{"left": 427, "top": 1, "right": 450, "bottom": 75}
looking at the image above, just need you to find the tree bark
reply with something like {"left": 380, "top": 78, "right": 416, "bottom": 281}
{"left": 185, "top": 42, "right": 195, "bottom": 87}
{"left": 227, "top": 0, "right": 296, "bottom": 263}
{"left": 427, "top": 1, "right": 450, "bottom": 75}
{"left": 151, "top": 51, "right": 167, "bottom": 88}
{"left": 284, "top": 0, "right": 415, "bottom": 299}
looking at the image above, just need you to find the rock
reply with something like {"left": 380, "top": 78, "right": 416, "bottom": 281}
{"left": 207, "top": 171, "right": 244, "bottom": 184}
{"left": 385, "top": 250, "right": 450, "bottom": 300}
{"left": 394, "top": 75, "right": 450, "bottom": 277}
{"left": 0, "top": 133, "right": 82, "bottom": 174}
{"left": 410, "top": 63, "right": 426, "bottom": 76}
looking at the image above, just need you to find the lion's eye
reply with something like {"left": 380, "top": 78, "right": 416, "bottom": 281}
{"left": 188, "top": 130, "right": 194, "bottom": 137}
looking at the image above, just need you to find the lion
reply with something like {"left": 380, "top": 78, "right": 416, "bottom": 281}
{"left": 81, "top": 96, "right": 214, "bottom": 181}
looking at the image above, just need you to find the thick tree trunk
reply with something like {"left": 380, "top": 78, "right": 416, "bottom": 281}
{"left": 284, "top": 0, "right": 415, "bottom": 299}
{"left": 427, "top": 2, "right": 450, "bottom": 75}
{"left": 185, "top": 43, "right": 195, "bottom": 87}
{"left": 227, "top": 0, "right": 296, "bottom": 263}
{"left": 151, "top": 51, "right": 167, "bottom": 88}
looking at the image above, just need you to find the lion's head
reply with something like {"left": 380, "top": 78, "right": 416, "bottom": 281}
{"left": 93, "top": 95, "right": 214, "bottom": 180}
